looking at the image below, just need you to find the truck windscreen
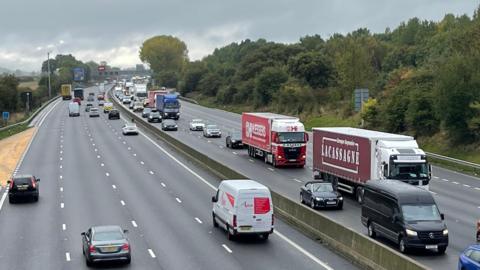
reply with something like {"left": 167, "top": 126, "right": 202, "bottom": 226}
{"left": 389, "top": 163, "right": 429, "bottom": 180}
{"left": 136, "top": 92, "right": 147, "bottom": 97}
{"left": 278, "top": 132, "right": 305, "bottom": 143}
{"left": 165, "top": 102, "right": 179, "bottom": 108}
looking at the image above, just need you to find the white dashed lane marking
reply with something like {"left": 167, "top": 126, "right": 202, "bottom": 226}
{"left": 62, "top": 224, "right": 66, "bottom": 231}
{"left": 176, "top": 198, "right": 182, "bottom": 203}
{"left": 442, "top": 179, "right": 449, "bottom": 182}
{"left": 120, "top": 200, "right": 125, "bottom": 206}
{"left": 112, "top": 185, "right": 117, "bottom": 189}
{"left": 131, "top": 220, "right": 138, "bottom": 227}
{"left": 161, "top": 183, "right": 166, "bottom": 188}
{"left": 60, "top": 203, "right": 64, "bottom": 208}
{"left": 106, "top": 172, "right": 110, "bottom": 177}
{"left": 65, "top": 252, "right": 71, "bottom": 262}
{"left": 148, "top": 249, "right": 156, "bottom": 258}
{"left": 452, "top": 181, "right": 459, "bottom": 185}
{"left": 268, "top": 168, "right": 275, "bottom": 172}
{"left": 149, "top": 171, "right": 154, "bottom": 175}
{"left": 222, "top": 244, "right": 232, "bottom": 253}
{"left": 195, "top": 217, "right": 203, "bottom": 224}
{"left": 464, "top": 184, "right": 471, "bottom": 188}
{"left": 140, "top": 161, "right": 145, "bottom": 165}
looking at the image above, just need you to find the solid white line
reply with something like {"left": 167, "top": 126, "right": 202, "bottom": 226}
{"left": 131, "top": 220, "right": 138, "bottom": 227}
{"left": 0, "top": 190, "right": 8, "bottom": 211}
{"left": 161, "top": 183, "right": 166, "bottom": 187}
{"left": 148, "top": 249, "right": 156, "bottom": 258}
{"left": 195, "top": 217, "right": 203, "bottom": 224}
{"left": 60, "top": 203, "right": 64, "bottom": 208}
{"left": 112, "top": 185, "right": 117, "bottom": 189}
{"left": 275, "top": 231, "right": 333, "bottom": 270}
{"left": 65, "top": 252, "right": 71, "bottom": 262}
{"left": 222, "top": 244, "right": 232, "bottom": 253}
{"left": 62, "top": 224, "right": 66, "bottom": 231}
{"left": 149, "top": 171, "right": 154, "bottom": 175}
{"left": 176, "top": 198, "right": 182, "bottom": 203}
{"left": 120, "top": 200, "right": 125, "bottom": 206}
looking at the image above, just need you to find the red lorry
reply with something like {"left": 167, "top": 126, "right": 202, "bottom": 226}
{"left": 312, "top": 127, "right": 431, "bottom": 203}
{"left": 145, "top": 90, "right": 168, "bottom": 108}
{"left": 242, "top": 112, "right": 308, "bottom": 167}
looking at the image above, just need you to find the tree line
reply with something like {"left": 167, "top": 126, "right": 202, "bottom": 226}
{"left": 141, "top": 6, "right": 479, "bottom": 144}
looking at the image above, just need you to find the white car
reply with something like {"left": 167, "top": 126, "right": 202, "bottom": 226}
{"left": 203, "top": 124, "right": 221, "bottom": 138}
{"left": 189, "top": 119, "right": 205, "bottom": 131}
{"left": 122, "top": 96, "right": 132, "bottom": 104}
{"left": 122, "top": 123, "right": 138, "bottom": 135}
{"left": 133, "top": 102, "right": 144, "bottom": 112}
{"left": 212, "top": 180, "right": 274, "bottom": 241}
{"left": 89, "top": 108, "right": 100, "bottom": 117}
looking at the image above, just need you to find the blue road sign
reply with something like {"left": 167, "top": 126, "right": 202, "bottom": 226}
{"left": 2, "top": 111, "right": 9, "bottom": 120}
{"left": 354, "top": 89, "right": 369, "bottom": 112}
{"left": 73, "top": 67, "right": 85, "bottom": 81}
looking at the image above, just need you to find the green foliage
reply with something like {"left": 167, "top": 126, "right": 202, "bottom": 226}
{"left": 288, "top": 52, "right": 332, "bottom": 88}
{"left": 254, "top": 66, "right": 288, "bottom": 106}
{"left": 139, "top": 35, "right": 188, "bottom": 76}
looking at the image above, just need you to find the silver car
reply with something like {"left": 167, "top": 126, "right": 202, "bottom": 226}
{"left": 122, "top": 123, "right": 138, "bottom": 135}
{"left": 189, "top": 119, "right": 205, "bottom": 131}
{"left": 203, "top": 124, "right": 221, "bottom": 138}
{"left": 81, "top": 225, "right": 131, "bottom": 266}
{"left": 89, "top": 108, "right": 100, "bottom": 117}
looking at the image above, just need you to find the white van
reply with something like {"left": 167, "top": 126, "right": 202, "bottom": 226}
{"left": 212, "top": 180, "right": 274, "bottom": 240}
{"left": 68, "top": 102, "right": 80, "bottom": 117}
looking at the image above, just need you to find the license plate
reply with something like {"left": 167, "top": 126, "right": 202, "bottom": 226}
{"left": 17, "top": 186, "right": 28, "bottom": 190}
{"left": 239, "top": 226, "right": 252, "bottom": 231}
{"left": 289, "top": 159, "right": 297, "bottom": 162}
{"left": 104, "top": 246, "right": 117, "bottom": 252}
{"left": 425, "top": 245, "right": 437, "bottom": 249}
{"left": 327, "top": 201, "right": 336, "bottom": 205}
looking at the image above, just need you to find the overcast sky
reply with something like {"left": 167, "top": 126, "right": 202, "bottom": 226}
{"left": 0, "top": 0, "right": 478, "bottom": 71}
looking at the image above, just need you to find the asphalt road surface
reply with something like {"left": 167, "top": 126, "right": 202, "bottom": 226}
{"left": 117, "top": 95, "right": 480, "bottom": 270}
{"left": 0, "top": 86, "right": 357, "bottom": 270}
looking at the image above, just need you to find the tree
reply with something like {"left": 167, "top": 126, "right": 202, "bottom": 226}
{"left": 0, "top": 75, "right": 20, "bottom": 112}
{"left": 182, "top": 61, "right": 208, "bottom": 94}
{"left": 254, "top": 66, "right": 289, "bottom": 106}
{"left": 198, "top": 73, "right": 223, "bottom": 96}
{"left": 139, "top": 35, "right": 188, "bottom": 74}
{"left": 361, "top": 98, "right": 380, "bottom": 128}
{"left": 288, "top": 51, "right": 332, "bottom": 88}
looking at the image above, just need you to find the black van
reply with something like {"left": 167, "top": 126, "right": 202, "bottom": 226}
{"left": 361, "top": 180, "right": 448, "bottom": 254}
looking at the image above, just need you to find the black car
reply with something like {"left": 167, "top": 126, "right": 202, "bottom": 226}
{"left": 148, "top": 111, "right": 162, "bottom": 123}
{"left": 82, "top": 225, "right": 131, "bottom": 266}
{"left": 361, "top": 180, "right": 448, "bottom": 254}
{"left": 161, "top": 119, "right": 178, "bottom": 131}
{"left": 108, "top": 109, "right": 120, "bottom": 120}
{"left": 226, "top": 131, "right": 243, "bottom": 149}
{"left": 142, "top": 108, "right": 152, "bottom": 118}
{"left": 8, "top": 174, "right": 40, "bottom": 203}
{"left": 300, "top": 181, "right": 343, "bottom": 210}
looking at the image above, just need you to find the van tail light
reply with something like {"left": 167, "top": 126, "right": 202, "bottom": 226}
{"left": 9, "top": 180, "right": 13, "bottom": 189}
{"left": 89, "top": 245, "right": 96, "bottom": 254}
{"left": 31, "top": 179, "right": 36, "bottom": 189}
{"left": 122, "top": 243, "right": 130, "bottom": 251}
{"left": 232, "top": 215, "right": 237, "bottom": 228}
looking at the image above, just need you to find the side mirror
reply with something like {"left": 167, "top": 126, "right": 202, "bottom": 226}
{"left": 123, "top": 229, "right": 129, "bottom": 234}
{"left": 393, "top": 214, "right": 400, "bottom": 222}
{"left": 7, "top": 180, "right": 11, "bottom": 184}
{"left": 81, "top": 232, "right": 85, "bottom": 236}
{"left": 440, "top": 213, "right": 445, "bottom": 220}
{"left": 305, "top": 133, "right": 309, "bottom": 142}
{"left": 211, "top": 196, "right": 217, "bottom": 203}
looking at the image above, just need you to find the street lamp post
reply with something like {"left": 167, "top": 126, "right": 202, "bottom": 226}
{"left": 47, "top": 52, "right": 52, "bottom": 98}
{"left": 26, "top": 92, "right": 30, "bottom": 115}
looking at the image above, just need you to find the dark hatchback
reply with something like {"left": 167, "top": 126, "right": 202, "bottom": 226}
{"left": 161, "top": 119, "right": 178, "bottom": 131}
{"left": 226, "top": 131, "right": 244, "bottom": 149}
{"left": 108, "top": 109, "right": 120, "bottom": 120}
{"left": 82, "top": 225, "right": 131, "bottom": 266}
{"left": 142, "top": 108, "right": 152, "bottom": 118}
{"left": 8, "top": 174, "right": 40, "bottom": 203}
{"left": 300, "top": 181, "right": 343, "bottom": 210}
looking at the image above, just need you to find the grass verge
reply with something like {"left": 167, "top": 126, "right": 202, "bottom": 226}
{"left": 0, "top": 123, "right": 29, "bottom": 140}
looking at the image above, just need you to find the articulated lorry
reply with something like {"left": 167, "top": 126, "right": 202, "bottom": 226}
{"left": 242, "top": 113, "right": 308, "bottom": 167}
{"left": 60, "top": 84, "right": 72, "bottom": 100}
{"left": 155, "top": 94, "right": 180, "bottom": 119}
{"left": 312, "top": 127, "right": 432, "bottom": 203}
{"left": 145, "top": 90, "right": 168, "bottom": 108}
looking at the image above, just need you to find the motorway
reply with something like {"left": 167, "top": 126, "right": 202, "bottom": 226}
{"left": 0, "top": 86, "right": 357, "bottom": 270}
{"left": 117, "top": 95, "right": 480, "bottom": 270}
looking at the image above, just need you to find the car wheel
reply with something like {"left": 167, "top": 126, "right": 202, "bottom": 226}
{"left": 125, "top": 257, "right": 131, "bottom": 265}
{"left": 33, "top": 195, "right": 39, "bottom": 202}
{"left": 261, "top": 233, "right": 269, "bottom": 241}
{"left": 337, "top": 202, "right": 343, "bottom": 210}
{"left": 437, "top": 246, "right": 447, "bottom": 254}
{"left": 399, "top": 236, "right": 408, "bottom": 254}
{"left": 212, "top": 213, "right": 219, "bottom": 228}
{"left": 310, "top": 199, "right": 316, "bottom": 209}
{"left": 86, "top": 257, "right": 93, "bottom": 267}
{"left": 367, "top": 222, "right": 376, "bottom": 238}
{"left": 226, "top": 225, "right": 235, "bottom": 241}
{"left": 8, "top": 197, "right": 15, "bottom": 204}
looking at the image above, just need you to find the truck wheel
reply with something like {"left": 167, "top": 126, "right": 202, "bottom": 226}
{"left": 272, "top": 158, "right": 277, "bottom": 168}
{"left": 264, "top": 153, "right": 268, "bottom": 164}
{"left": 356, "top": 187, "right": 364, "bottom": 204}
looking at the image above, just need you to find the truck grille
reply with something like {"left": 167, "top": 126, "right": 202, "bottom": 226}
{"left": 283, "top": 147, "right": 300, "bottom": 160}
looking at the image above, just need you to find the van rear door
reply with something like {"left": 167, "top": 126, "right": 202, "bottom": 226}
{"left": 236, "top": 191, "right": 273, "bottom": 233}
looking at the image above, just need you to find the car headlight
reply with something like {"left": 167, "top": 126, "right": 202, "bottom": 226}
{"left": 315, "top": 197, "right": 322, "bottom": 201}
{"left": 443, "top": 229, "right": 448, "bottom": 236}
{"left": 406, "top": 229, "right": 417, "bottom": 237}
{"left": 177, "top": 113, "right": 180, "bottom": 115}
{"left": 231, "top": 140, "right": 236, "bottom": 143}
{"left": 174, "top": 125, "right": 178, "bottom": 128}
{"left": 338, "top": 196, "right": 343, "bottom": 201}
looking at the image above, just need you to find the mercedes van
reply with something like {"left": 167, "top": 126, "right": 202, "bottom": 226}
{"left": 68, "top": 102, "right": 80, "bottom": 117}
{"left": 361, "top": 180, "right": 448, "bottom": 254}
{"left": 212, "top": 180, "right": 274, "bottom": 241}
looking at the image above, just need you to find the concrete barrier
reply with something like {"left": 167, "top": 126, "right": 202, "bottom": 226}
{"left": 109, "top": 89, "right": 428, "bottom": 270}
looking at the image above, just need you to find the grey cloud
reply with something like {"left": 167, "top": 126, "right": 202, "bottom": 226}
{"left": 0, "top": 0, "right": 477, "bottom": 71}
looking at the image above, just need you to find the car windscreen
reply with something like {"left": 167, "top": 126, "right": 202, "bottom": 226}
{"left": 165, "top": 120, "right": 175, "bottom": 125}
{"left": 13, "top": 177, "right": 31, "bottom": 185}
{"left": 150, "top": 112, "right": 160, "bottom": 117}
{"left": 312, "top": 183, "right": 333, "bottom": 192}
{"left": 143, "top": 108, "right": 151, "bottom": 112}
{"left": 401, "top": 204, "right": 442, "bottom": 221}
{"left": 93, "top": 231, "right": 124, "bottom": 241}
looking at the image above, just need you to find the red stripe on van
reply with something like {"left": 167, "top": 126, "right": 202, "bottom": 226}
{"left": 226, "top": 192, "right": 235, "bottom": 207}
{"left": 254, "top": 197, "right": 270, "bottom": 214}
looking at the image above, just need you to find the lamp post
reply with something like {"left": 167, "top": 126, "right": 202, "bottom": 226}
{"left": 47, "top": 52, "right": 52, "bottom": 98}
{"left": 26, "top": 92, "right": 30, "bottom": 115}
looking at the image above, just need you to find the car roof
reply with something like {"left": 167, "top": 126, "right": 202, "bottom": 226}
{"left": 92, "top": 225, "right": 123, "bottom": 233}
{"left": 221, "top": 179, "right": 269, "bottom": 191}
{"left": 192, "top": 119, "right": 203, "bottom": 121}
{"left": 13, "top": 174, "right": 33, "bottom": 179}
